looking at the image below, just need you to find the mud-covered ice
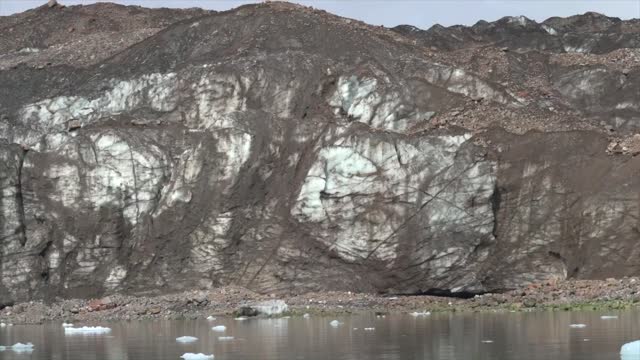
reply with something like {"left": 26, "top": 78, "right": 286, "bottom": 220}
{"left": 181, "top": 353, "right": 214, "bottom": 360}
{"left": 64, "top": 326, "right": 111, "bottom": 335}
{"left": 176, "top": 336, "right": 198, "bottom": 343}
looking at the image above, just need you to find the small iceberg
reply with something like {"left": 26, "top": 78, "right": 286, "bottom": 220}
{"left": 621, "top": 340, "right": 640, "bottom": 359}
{"left": 0, "top": 342, "right": 34, "bottom": 353}
{"left": 206, "top": 316, "right": 216, "bottom": 321}
{"left": 234, "top": 317, "right": 248, "bottom": 321}
{"left": 180, "top": 353, "right": 214, "bottom": 360}
{"left": 481, "top": 340, "right": 494, "bottom": 343}
{"left": 211, "top": 325, "right": 226, "bottom": 332}
{"left": 0, "top": 323, "right": 5, "bottom": 327}
{"left": 218, "top": 336, "right": 234, "bottom": 341}
{"left": 176, "top": 336, "right": 198, "bottom": 343}
{"left": 64, "top": 326, "right": 111, "bottom": 335}
{"left": 62, "top": 323, "right": 74, "bottom": 327}
{"left": 303, "top": 313, "right": 310, "bottom": 318}
{"left": 330, "top": 320, "right": 340, "bottom": 327}
{"left": 410, "top": 311, "right": 431, "bottom": 317}
{"left": 569, "top": 324, "right": 587, "bottom": 328}
{"left": 601, "top": 315, "right": 618, "bottom": 320}
{"left": 364, "top": 327, "right": 375, "bottom": 331}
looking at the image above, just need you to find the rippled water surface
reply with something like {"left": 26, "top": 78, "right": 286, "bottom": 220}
{"left": 1, "top": 310, "right": 640, "bottom": 359}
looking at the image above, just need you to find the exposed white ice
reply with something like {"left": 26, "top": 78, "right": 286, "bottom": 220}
{"left": 218, "top": 336, "right": 234, "bottom": 341}
{"left": 0, "top": 342, "right": 34, "bottom": 353}
{"left": 410, "top": 311, "right": 431, "bottom": 317}
{"left": 211, "top": 325, "right": 226, "bottom": 332}
{"left": 64, "top": 326, "right": 111, "bottom": 335}
{"left": 176, "top": 336, "right": 198, "bottom": 343}
{"left": 621, "top": 340, "right": 640, "bottom": 359}
{"left": 601, "top": 315, "right": 618, "bottom": 320}
{"left": 62, "top": 323, "right": 74, "bottom": 327}
{"left": 181, "top": 353, "right": 214, "bottom": 360}
{"left": 330, "top": 320, "right": 340, "bottom": 327}
{"left": 569, "top": 324, "right": 587, "bottom": 328}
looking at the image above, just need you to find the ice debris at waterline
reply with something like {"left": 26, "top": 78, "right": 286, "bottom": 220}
{"left": 64, "top": 326, "right": 112, "bottom": 335}
{"left": 482, "top": 340, "right": 494, "bottom": 344}
{"left": 601, "top": 315, "right": 619, "bottom": 320}
{"left": 180, "top": 353, "right": 214, "bottom": 360}
{"left": 303, "top": 313, "right": 310, "bottom": 318}
{"left": 176, "top": 336, "right": 198, "bottom": 343}
{"left": 218, "top": 336, "right": 234, "bottom": 341}
{"left": 410, "top": 311, "right": 431, "bottom": 317}
{"left": 330, "top": 320, "right": 340, "bottom": 327}
{"left": 621, "top": 340, "right": 640, "bottom": 359}
{"left": 364, "top": 327, "right": 375, "bottom": 331}
{"left": 211, "top": 325, "right": 226, "bottom": 332}
{"left": 251, "top": 300, "right": 289, "bottom": 315}
{"left": 0, "top": 322, "right": 11, "bottom": 327}
{"left": 569, "top": 324, "right": 587, "bottom": 328}
{"left": 206, "top": 316, "right": 216, "bottom": 321}
{"left": 0, "top": 343, "right": 34, "bottom": 353}
{"left": 62, "top": 323, "right": 74, "bottom": 327}
{"left": 234, "top": 317, "right": 248, "bottom": 321}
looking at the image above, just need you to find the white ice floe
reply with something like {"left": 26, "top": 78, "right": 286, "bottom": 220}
{"left": 206, "top": 316, "right": 216, "bottom": 321}
{"left": 176, "top": 336, "right": 198, "bottom": 343}
{"left": 481, "top": 340, "right": 494, "bottom": 343}
{"left": 364, "top": 327, "right": 375, "bottom": 331}
{"left": 303, "top": 313, "right": 310, "bottom": 318}
{"left": 64, "top": 326, "right": 111, "bottom": 335}
{"left": 62, "top": 323, "right": 74, "bottom": 327}
{"left": 211, "top": 325, "right": 226, "bottom": 332}
{"left": 330, "top": 320, "right": 340, "bottom": 327}
{"left": 621, "top": 340, "right": 640, "bottom": 359}
{"left": 410, "top": 311, "right": 431, "bottom": 317}
{"left": 569, "top": 324, "right": 587, "bottom": 328}
{"left": 234, "top": 317, "right": 248, "bottom": 321}
{"left": 218, "top": 336, "right": 234, "bottom": 341}
{"left": 180, "top": 353, "right": 214, "bottom": 360}
{"left": 601, "top": 315, "right": 618, "bottom": 320}
{"left": 0, "top": 342, "right": 34, "bottom": 353}
{"left": 0, "top": 323, "right": 5, "bottom": 327}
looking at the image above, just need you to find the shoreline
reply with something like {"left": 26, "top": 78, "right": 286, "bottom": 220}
{"left": 1, "top": 278, "right": 639, "bottom": 324}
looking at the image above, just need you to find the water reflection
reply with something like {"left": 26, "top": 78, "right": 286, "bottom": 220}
{"left": 0, "top": 310, "right": 639, "bottom": 359}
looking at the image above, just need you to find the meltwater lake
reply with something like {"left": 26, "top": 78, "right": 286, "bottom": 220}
{"left": 1, "top": 310, "right": 640, "bottom": 359}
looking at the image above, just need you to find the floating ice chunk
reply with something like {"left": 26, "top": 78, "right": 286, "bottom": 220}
{"left": 206, "top": 316, "right": 216, "bottom": 321}
{"left": 303, "top": 313, "right": 310, "bottom": 318}
{"left": 601, "top": 315, "right": 618, "bottom": 320}
{"left": 64, "top": 326, "right": 111, "bottom": 335}
{"left": 583, "top": 339, "right": 590, "bottom": 342}
{"left": 481, "top": 340, "right": 494, "bottom": 343}
{"left": 364, "top": 327, "right": 375, "bottom": 331}
{"left": 569, "top": 324, "right": 587, "bottom": 328}
{"left": 353, "top": 328, "right": 358, "bottom": 330}
{"left": 330, "top": 320, "right": 340, "bottom": 327}
{"left": 0, "top": 323, "right": 5, "bottom": 327}
{"left": 410, "top": 311, "right": 431, "bottom": 317}
{"left": 0, "top": 342, "right": 34, "bottom": 353}
{"left": 234, "top": 317, "right": 248, "bottom": 321}
{"left": 218, "top": 336, "right": 234, "bottom": 341}
{"left": 62, "top": 323, "right": 74, "bottom": 327}
{"left": 211, "top": 325, "right": 226, "bottom": 332}
{"left": 251, "top": 300, "right": 288, "bottom": 316}
{"left": 176, "top": 336, "right": 198, "bottom": 343}
{"left": 621, "top": 340, "right": 640, "bottom": 359}
{"left": 180, "top": 353, "right": 214, "bottom": 360}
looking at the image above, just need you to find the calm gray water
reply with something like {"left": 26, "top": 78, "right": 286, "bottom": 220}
{"left": 1, "top": 310, "right": 640, "bottom": 359}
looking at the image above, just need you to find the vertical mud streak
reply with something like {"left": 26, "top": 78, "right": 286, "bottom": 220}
{"left": 15, "top": 149, "right": 27, "bottom": 247}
